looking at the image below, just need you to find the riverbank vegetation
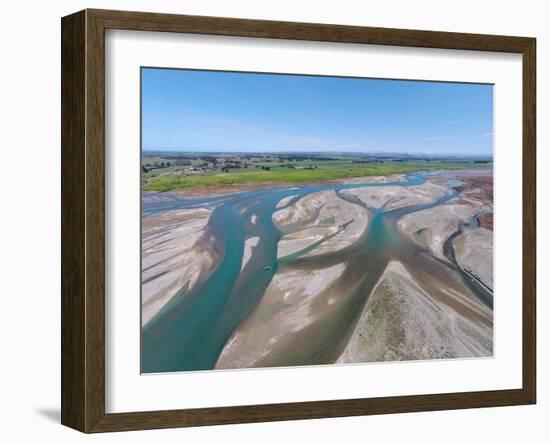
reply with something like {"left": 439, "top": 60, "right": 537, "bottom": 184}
{"left": 141, "top": 152, "right": 490, "bottom": 192}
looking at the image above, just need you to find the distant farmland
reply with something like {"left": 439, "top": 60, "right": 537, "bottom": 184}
{"left": 141, "top": 152, "right": 490, "bottom": 192}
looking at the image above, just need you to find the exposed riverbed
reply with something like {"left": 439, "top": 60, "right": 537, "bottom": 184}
{"left": 141, "top": 169, "right": 493, "bottom": 373}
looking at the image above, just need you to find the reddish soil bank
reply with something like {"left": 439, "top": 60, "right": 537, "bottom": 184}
{"left": 455, "top": 174, "right": 493, "bottom": 231}
{"left": 478, "top": 213, "right": 493, "bottom": 230}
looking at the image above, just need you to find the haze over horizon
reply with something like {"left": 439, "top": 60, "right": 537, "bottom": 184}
{"left": 141, "top": 148, "right": 493, "bottom": 158}
{"left": 142, "top": 68, "right": 494, "bottom": 155}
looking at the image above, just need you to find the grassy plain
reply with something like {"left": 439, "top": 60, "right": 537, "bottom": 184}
{"left": 141, "top": 154, "right": 489, "bottom": 192}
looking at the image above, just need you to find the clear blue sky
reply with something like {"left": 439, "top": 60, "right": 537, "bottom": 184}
{"left": 142, "top": 68, "right": 493, "bottom": 156}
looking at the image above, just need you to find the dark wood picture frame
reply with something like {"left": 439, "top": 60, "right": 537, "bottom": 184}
{"left": 61, "top": 8, "right": 536, "bottom": 433}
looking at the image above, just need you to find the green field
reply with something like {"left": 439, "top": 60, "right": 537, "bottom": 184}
{"left": 141, "top": 155, "right": 489, "bottom": 192}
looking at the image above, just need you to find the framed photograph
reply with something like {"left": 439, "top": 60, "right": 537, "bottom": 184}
{"left": 61, "top": 9, "right": 536, "bottom": 433}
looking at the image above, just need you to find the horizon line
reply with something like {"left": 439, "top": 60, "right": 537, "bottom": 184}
{"left": 142, "top": 148, "right": 493, "bottom": 157}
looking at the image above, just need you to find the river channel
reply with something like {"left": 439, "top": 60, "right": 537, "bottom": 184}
{"left": 141, "top": 172, "right": 492, "bottom": 373}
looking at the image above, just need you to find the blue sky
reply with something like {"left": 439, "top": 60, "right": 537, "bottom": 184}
{"left": 142, "top": 68, "right": 493, "bottom": 155}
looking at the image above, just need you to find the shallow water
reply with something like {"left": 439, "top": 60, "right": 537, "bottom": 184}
{"left": 141, "top": 172, "right": 491, "bottom": 373}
